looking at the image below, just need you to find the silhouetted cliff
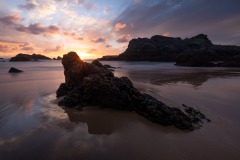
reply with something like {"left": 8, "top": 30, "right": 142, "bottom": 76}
{"left": 100, "top": 34, "right": 240, "bottom": 67}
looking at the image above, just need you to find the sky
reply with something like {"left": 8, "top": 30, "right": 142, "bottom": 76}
{"left": 0, "top": 0, "right": 239, "bottom": 59}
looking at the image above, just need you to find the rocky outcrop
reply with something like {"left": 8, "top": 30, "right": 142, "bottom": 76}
{"left": 100, "top": 34, "right": 240, "bottom": 67}
{"left": 57, "top": 52, "right": 209, "bottom": 130}
{"left": 53, "top": 56, "right": 63, "bottom": 60}
{"left": 8, "top": 67, "right": 23, "bottom": 73}
{"left": 10, "top": 53, "right": 51, "bottom": 61}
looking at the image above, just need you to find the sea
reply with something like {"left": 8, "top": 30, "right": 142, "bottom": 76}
{"left": 0, "top": 60, "right": 240, "bottom": 160}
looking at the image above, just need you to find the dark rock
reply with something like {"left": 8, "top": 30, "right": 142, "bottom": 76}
{"left": 8, "top": 67, "right": 23, "bottom": 73}
{"left": 57, "top": 52, "right": 208, "bottom": 130}
{"left": 103, "top": 64, "right": 116, "bottom": 69}
{"left": 176, "top": 53, "right": 216, "bottom": 67}
{"left": 91, "top": 60, "right": 104, "bottom": 67}
{"left": 100, "top": 55, "right": 119, "bottom": 61}
{"left": 91, "top": 60, "right": 116, "bottom": 69}
{"left": 57, "top": 56, "right": 62, "bottom": 60}
{"left": 0, "top": 58, "right": 5, "bottom": 62}
{"left": 220, "top": 55, "right": 240, "bottom": 67}
{"left": 56, "top": 83, "right": 69, "bottom": 98}
{"left": 10, "top": 53, "right": 51, "bottom": 61}
{"left": 100, "top": 34, "right": 240, "bottom": 67}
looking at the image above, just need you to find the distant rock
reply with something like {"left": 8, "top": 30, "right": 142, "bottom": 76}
{"left": 56, "top": 52, "right": 209, "bottom": 130}
{"left": 91, "top": 59, "right": 104, "bottom": 67}
{"left": 100, "top": 34, "right": 240, "bottom": 67}
{"left": 8, "top": 67, "right": 23, "bottom": 73}
{"left": 57, "top": 56, "right": 62, "bottom": 60}
{"left": 0, "top": 58, "right": 5, "bottom": 62}
{"left": 91, "top": 60, "right": 116, "bottom": 69}
{"left": 53, "top": 56, "right": 63, "bottom": 60}
{"left": 10, "top": 53, "right": 51, "bottom": 62}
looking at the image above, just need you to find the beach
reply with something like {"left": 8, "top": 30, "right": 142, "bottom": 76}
{"left": 0, "top": 60, "right": 240, "bottom": 160}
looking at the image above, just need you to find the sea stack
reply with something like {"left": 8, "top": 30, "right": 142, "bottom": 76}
{"left": 56, "top": 52, "right": 209, "bottom": 130}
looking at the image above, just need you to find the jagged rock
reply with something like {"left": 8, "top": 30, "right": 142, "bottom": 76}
{"left": 8, "top": 67, "right": 23, "bottom": 73}
{"left": 57, "top": 52, "right": 208, "bottom": 130}
{"left": 100, "top": 34, "right": 240, "bottom": 67}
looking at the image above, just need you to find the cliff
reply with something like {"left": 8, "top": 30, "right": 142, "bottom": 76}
{"left": 100, "top": 34, "right": 240, "bottom": 67}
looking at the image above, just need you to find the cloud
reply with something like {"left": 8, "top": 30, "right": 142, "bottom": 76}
{"left": 15, "top": 23, "right": 60, "bottom": 35}
{"left": 114, "top": 23, "right": 127, "bottom": 31}
{"left": 44, "top": 45, "right": 63, "bottom": 53}
{"left": 0, "top": 14, "right": 23, "bottom": 25}
{"left": 113, "top": 0, "right": 240, "bottom": 45}
{"left": 91, "top": 37, "right": 106, "bottom": 43}
{"left": 19, "top": 2, "right": 37, "bottom": 10}
{"left": 0, "top": 40, "right": 34, "bottom": 53}
{"left": 77, "top": 0, "right": 96, "bottom": 10}
{"left": 87, "top": 48, "right": 97, "bottom": 53}
{"left": 63, "top": 31, "right": 83, "bottom": 41}
{"left": 117, "top": 34, "right": 131, "bottom": 43}
{"left": 103, "top": 6, "right": 111, "bottom": 14}
{"left": 21, "top": 46, "right": 34, "bottom": 51}
{"left": 19, "top": 42, "right": 30, "bottom": 47}
{"left": 0, "top": 44, "right": 9, "bottom": 52}
{"left": 106, "top": 45, "right": 112, "bottom": 48}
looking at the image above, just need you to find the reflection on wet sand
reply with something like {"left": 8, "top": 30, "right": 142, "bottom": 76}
{"left": 63, "top": 107, "right": 141, "bottom": 135}
{"left": 125, "top": 69, "right": 240, "bottom": 87}
{"left": 1, "top": 61, "right": 240, "bottom": 160}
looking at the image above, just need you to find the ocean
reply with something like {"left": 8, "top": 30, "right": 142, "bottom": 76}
{"left": 0, "top": 60, "right": 240, "bottom": 160}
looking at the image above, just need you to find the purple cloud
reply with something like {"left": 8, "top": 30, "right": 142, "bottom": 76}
{"left": 117, "top": 34, "right": 131, "bottom": 43}
{"left": 91, "top": 37, "right": 106, "bottom": 43}
{"left": 15, "top": 23, "right": 60, "bottom": 35}
{"left": 0, "top": 14, "right": 22, "bottom": 25}
{"left": 19, "top": 2, "right": 37, "bottom": 10}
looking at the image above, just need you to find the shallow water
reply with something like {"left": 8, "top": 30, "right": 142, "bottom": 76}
{"left": 0, "top": 60, "right": 240, "bottom": 160}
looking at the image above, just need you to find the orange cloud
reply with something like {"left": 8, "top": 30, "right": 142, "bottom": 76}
{"left": 44, "top": 45, "right": 63, "bottom": 53}
{"left": 63, "top": 31, "right": 83, "bottom": 41}
{"left": 115, "top": 23, "right": 127, "bottom": 31}
{"left": 0, "top": 44, "right": 9, "bottom": 52}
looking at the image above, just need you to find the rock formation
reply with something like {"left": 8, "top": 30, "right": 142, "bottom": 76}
{"left": 57, "top": 52, "right": 209, "bottom": 130}
{"left": 53, "top": 56, "right": 63, "bottom": 60}
{"left": 8, "top": 67, "right": 23, "bottom": 73}
{"left": 100, "top": 34, "right": 240, "bottom": 67}
{"left": 10, "top": 53, "right": 51, "bottom": 61}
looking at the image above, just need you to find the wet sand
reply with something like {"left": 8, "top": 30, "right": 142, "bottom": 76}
{"left": 0, "top": 61, "right": 240, "bottom": 160}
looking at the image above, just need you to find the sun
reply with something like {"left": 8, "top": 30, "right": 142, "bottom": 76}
{"left": 77, "top": 52, "right": 91, "bottom": 60}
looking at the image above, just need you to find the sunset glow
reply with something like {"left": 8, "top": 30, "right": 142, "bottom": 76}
{"left": 0, "top": 0, "right": 240, "bottom": 59}
{"left": 77, "top": 52, "right": 92, "bottom": 60}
